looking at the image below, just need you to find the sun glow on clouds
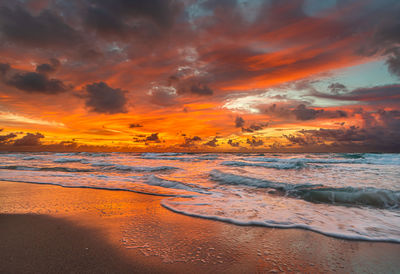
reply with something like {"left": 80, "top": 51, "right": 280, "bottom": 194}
{"left": 0, "top": 112, "right": 65, "bottom": 127}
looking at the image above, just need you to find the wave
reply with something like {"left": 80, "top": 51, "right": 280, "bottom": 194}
{"left": 22, "top": 156, "right": 42, "bottom": 160}
{"left": 141, "top": 153, "right": 218, "bottom": 161}
{"left": 53, "top": 158, "right": 89, "bottom": 164}
{"left": 0, "top": 165, "right": 94, "bottom": 172}
{"left": 243, "top": 157, "right": 363, "bottom": 164}
{"left": 221, "top": 160, "right": 307, "bottom": 170}
{"left": 244, "top": 154, "right": 400, "bottom": 166}
{"left": 297, "top": 187, "right": 400, "bottom": 209}
{"left": 338, "top": 153, "right": 365, "bottom": 159}
{"left": 209, "top": 170, "right": 300, "bottom": 190}
{"left": 54, "top": 153, "right": 79, "bottom": 156}
{"left": 94, "top": 163, "right": 179, "bottom": 172}
{"left": 142, "top": 153, "right": 187, "bottom": 157}
{"left": 144, "top": 175, "right": 209, "bottom": 194}
{"left": 209, "top": 170, "right": 400, "bottom": 209}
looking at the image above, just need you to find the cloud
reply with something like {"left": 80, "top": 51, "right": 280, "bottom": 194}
{"left": 145, "top": 133, "right": 160, "bottom": 143}
{"left": 283, "top": 109, "right": 400, "bottom": 152}
{"left": 0, "top": 63, "right": 10, "bottom": 75}
{"left": 246, "top": 137, "right": 264, "bottom": 147}
{"left": 356, "top": 3, "right": 400, "bottom": 78}
{"left": 386, "top": 47, "right": 400, "bottom": 78}
{"left": 180, "top": 135, "right": 202, "bottom": 147}
{"left": 0, "top": 63, "right": 68, "bottom": 94}
{"left": 328, "top": 83, "right": 348, "bottom": 94}
{"left": 189, "top": 83, "right": 213, "bottom": 95}
{"left": 169, "top": 75, "right": 214, "bottom": 96}
{"left": 312, "top": 84, "right": 400, "bottom": 105}
{"left": 228, "top": 139, "right": 240, "bottom": 147}
{"left": 263, "top": 103, "right": 348, "bottom": 121}
{"left": 235, "top": 116, "right": 244, "bottom": 128}
{"left": 148, "top": 85, "right": 178, "bottom": 106}
{"left": 292, "top": 104, "right": 324, "bottom": 120}
{"left": 84, "top": 82, "right": 128, "bottom": 114}
{"left": 0, "top": 5, "right": 79, "bottom": 48}
{"left": 0, "top": 132, "right": 16, "bottom": 144}
{"left": 129, "top": 123, "right": 143, "bottom": 128}
{"left": 242, "top": 122, "right": 269, "bottom": 133}
{"left": 13, "top": 132, "right": 44, "bottom": 146}
{"left": 6, "top": 71, "right": 67, "bottom": 94}
{"left": 204, "top": 137, "right": 218, "bottom": 147}
{"left": 36, "top": 58, "right": 60, "bottom": 74}
{"left": 83, "top": 0, "right": 180, "bottom": 38}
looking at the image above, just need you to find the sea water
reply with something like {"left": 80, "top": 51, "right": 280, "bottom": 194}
{"left": 0, "top": 152, "right": 399, "bottom": 242}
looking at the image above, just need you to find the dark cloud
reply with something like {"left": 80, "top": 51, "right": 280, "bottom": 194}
{"left": 0, "top": 63, "right": 10, "bottom": 75}
{"left": 36, "top": 58, "right": 60, "bottom": 74}
{"left": 227, "top": 139, "right": 240, "bottom": 147}
{"left": 328, "top": 83, "right": 348, "bottom": 94}
{"left": 145, "top": 133, "right": 160, "bottom": 143}
{"left": 204, "top": 137, "right": 218, "bottom": 147}
{"left": 246, "top": 137, "right": 264, "bottom": 147}
{"left": 129, "top": 123, "right": 143, "bottom": 128}
{"left": 0, "top": 132, "right": 16, "bottom": 144}
{"left": 6, "top": 71, "right": 68, "bottom": 94}
{"left": 170, "top": 76, "right": 214, "bottom": 96}
{"left": 190, "top": 84, "right": 213, "bottom": 96}
{"left": 0, "top": 62, "right": 68, "bottom": 94}
{"left": 312, "top": 84, "right": 400, "bottom": 105}
{"left": 82, "top": 0, "right": 180, "bottom": 38}
{"left": 242, "top": 122, "right": 269, "bottom": 133}
{"left": 292, "top": 104, "right": 324, "bottom": 120}
{"left": 264, "top": 103, "right": 347, "bottom": 121}
{"left": 13, "top": 132, "right": 44, "bottom": 146}
{"left": 386, "top": 47, "right": 400, "bottom": 78}
{"left": 235, "top": 116, "right": 244, "bottom": 128}
{"left": 0, "top": 5, "right": 80, "bottom": 48}
{"left": 84, "top": 82, "right": 128, "bottom": 114}
{"left": 284, "top": 109, "right": 400, "bottom": 152}
{"left": 357, "top": 2, "right": 400, "bottom": 77}
{"left": 180, "top": 135, "right": 202, "bottom": 147}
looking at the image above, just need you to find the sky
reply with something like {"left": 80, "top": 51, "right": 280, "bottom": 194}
{"left": 0, "top": 0, "right": 399, "bottom": 152}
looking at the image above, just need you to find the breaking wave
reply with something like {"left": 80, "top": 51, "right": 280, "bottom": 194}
{"left": 210, "top": 170, "right": 400, "bottom": 209}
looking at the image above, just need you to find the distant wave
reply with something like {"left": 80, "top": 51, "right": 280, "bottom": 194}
{"left": 0, "top": 165, "right": 94, "bottom": 173}
{"left": 337, "top": 153, "right": 365, "bottom": 159}
{"left": 221, "top": 160, "right": 307, "bottom": 169}
{"left": 22, "top": 156, "right": 42, "bottom": 160}
{"left": 243, "top": 157, "right": 363, "bottom": 164}
{"left": 243, "top": 155, "right": 400, "bottom": 165}
{"left": 141, "top": 153, "right": 218, "bottom": 161}
{"left": 210, "top": 170, "right": 400, "bottom": 209}
{"left": 53, "top": 158, "right": 89, "bottom": 164}
{"left": 92, "top": 162, "right": 179, "bottom": 172}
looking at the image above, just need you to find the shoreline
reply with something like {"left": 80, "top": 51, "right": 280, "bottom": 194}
{"left": 1, "top": 180, "right": 400, "bottom": 273}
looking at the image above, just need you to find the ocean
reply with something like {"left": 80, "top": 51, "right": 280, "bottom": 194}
{"left": 0, "top": 152, "right": 399, "bottom": 242}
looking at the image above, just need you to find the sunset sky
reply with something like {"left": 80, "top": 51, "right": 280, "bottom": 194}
{"left": 0, "top": 0, "right": 399, "bottom": 152}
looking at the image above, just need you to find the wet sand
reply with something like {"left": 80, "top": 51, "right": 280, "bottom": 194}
{"left": 1, "top": 180, "right": 399, "bottom": 273}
